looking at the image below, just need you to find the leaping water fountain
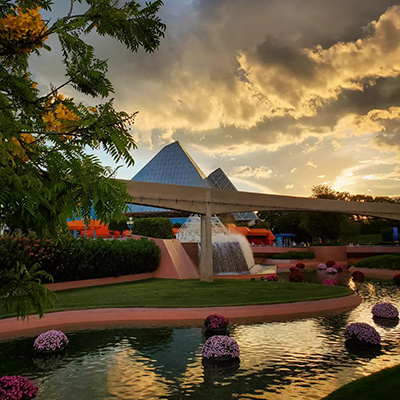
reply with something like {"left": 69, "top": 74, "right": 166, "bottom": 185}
{"left": 176, "top": 215, "right": 254, "bottom": 275}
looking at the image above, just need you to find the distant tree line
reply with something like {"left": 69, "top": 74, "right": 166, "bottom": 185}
{"left": 257, "top": 185, "right": 400, "bottom": 244}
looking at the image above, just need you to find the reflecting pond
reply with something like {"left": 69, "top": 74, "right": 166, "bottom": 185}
{"left": 1, "top": 278, "right": 400, "bottom": 399}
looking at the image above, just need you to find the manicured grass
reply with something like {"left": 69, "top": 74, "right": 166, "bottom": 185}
{"left": 345, "top": 233, "right": 382, "bottom": 245}
{"left": 322, "top": 364, "right": 400, "bottom": 400}
{"left": 354, "top": 254, "right": 400, "bottom": 270}
{"left": 0, "top": 279, "right": 354, "bottom": 318}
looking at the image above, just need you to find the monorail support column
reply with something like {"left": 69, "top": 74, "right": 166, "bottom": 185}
{"left": 200, "top": 191, "right": 213, "bottom": 282}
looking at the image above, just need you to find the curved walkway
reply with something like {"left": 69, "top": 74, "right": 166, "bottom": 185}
{"left": 0, "top": 293, "right": 361, "bottom": 338}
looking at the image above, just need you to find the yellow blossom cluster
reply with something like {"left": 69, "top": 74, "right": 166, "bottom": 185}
{"left": 11, "top": 133, "right": 36, "bottom": 162}
{"left": 0, "top": 7, "right": 47, "bottom": 51}
{"left": 42, "top": 95, "right": 81, "bottom": 140}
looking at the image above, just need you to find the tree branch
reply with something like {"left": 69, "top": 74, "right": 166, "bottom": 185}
{"left": 67, "top": 0, "right": 75, "bottom": 18}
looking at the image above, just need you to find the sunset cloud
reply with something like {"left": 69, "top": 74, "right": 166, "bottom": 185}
{"left": 30, "top": 0, "right": 400, "bottom": 197}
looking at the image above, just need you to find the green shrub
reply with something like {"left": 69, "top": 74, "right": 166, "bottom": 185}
{"left": 0, "top": 236, "right": 161, "bottom": 282}
{"left": 108, "top": 218, "right": 128, "bottom": 234}
{"left": 132, "top": 217, "right": 174, "bottom": 239}
{"left": 271, "top": 251, "right": 315, "bottom": 260}
{"left": 353, "top": 254, "right": 400, "bottom": 270}
{"left": 381, "top": 227, "right": 394, "bottom": 242}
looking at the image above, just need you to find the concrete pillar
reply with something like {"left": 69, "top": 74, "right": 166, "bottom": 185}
{"left": 200, "top": 191, "right": 213, "bottom": 282}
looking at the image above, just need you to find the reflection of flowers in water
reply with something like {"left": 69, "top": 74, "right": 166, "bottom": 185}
{"left": 345, "top": 340, "right": 381, "bottom": 359}
{"left": 204, "top": 314, "right": 229, "bottom": 330}
{"left": 373, "top": 316, "right": 399, "bottom": 329}
{"left": 33, "top": 353, "right": 66, "bottom": 371}
{"left": 202, "top": 358, "right": 240, "bottom": 380}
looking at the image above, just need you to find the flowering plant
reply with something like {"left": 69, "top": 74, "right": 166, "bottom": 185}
{"left": 372, "top": 303, "right": 399, "bottom": 319}
{"left": 204, "top": 314, "right": 229, "bottom": 330}
{"left": 393, "top": 273, "right": 400, "bottom": 286}
{"left": 33, "top": 330, "right": 69, "bottom": 352}
{"left": 333, "top": 264, "right": 343, "bottom": 273}
{"left": 202, "top": 335, "right": 240, "bottom": 359}
{"left": 289, "top": 266, "right": 299, "bottom": 272}
{"left": 317, "top": 263, "right": 327, "bottom": 270}
{"left": 289, "top": 270, "right": 303, "bottom": 282}
{"left": 351, "top": 271, "right": 365, "bottom": 282}
{"left": 344, "top": 322, "right": 381, "bottom": 345}
{"left": 326, "top": 260, "right": 336, "bottom": 268}
{"left": 0, "top": 376, "right": 38, "bottom": 400}
{"left": 325, "top": 267, "right": 337, "bottom": 275}
{"left": 295, "top": 262, "right": 305, "bottom": 270}
{"left": 321, "top": 279, "right": 337, "bottom": 286}
{"left": 265, "top": 274, "right": 279, "bottom": 281}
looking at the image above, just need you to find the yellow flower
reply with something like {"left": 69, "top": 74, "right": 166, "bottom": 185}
{"left": 0, "top": 7, "right": 47, "bottom": 53}
{"left": 20, "top": 133, "right": 35, "bottom": 144}
{"left": 41, "top": 94, "right": 80, "bottom": 138}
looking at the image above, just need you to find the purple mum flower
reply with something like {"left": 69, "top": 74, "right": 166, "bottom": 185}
{"left": 265, "top": 274, "right": 279, "bottom": 281}
{"left": 0, "top": 376, "right": 38, "bottom": 400}
{"left": 202, "top": 335, "right": 240, "bottom": 359}
{"left": 317, "top": 263, "right": 327, "bottom": 270}
{"left": 344, "top": 322, "right": 381, "bottom": 345}
{"left": 33, "top": 330, "right": 69, "bottom": 352}
{"left": 372, "top": 303, "right": 399, "bottom": 319}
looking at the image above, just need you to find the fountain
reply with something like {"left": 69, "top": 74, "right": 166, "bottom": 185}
{"left": 176, "top": 215, "right": 254, "bottom": 275}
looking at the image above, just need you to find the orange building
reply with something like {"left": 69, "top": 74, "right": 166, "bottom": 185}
{"left": 227, "top": 224, "right": 276, "bottom": 245}
{"left": 67, "top": 220, "right": 130, "bottom": 238}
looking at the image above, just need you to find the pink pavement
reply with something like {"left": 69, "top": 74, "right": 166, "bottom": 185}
{"left": 0, "top": 294, "right": 361, "bottom": 338}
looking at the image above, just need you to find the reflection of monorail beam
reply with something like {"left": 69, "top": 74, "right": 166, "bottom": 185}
{"left": 120, "top": 179, "right": 400, "bottom": 281}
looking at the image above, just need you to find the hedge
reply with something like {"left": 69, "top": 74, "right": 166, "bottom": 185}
{"left": 0, "top": 235, "right": 161, "bottom": 282}
{"left": 132, "top": 218, "right": 174, "bottom": 239}
{"left": 353, "top": 254, "right": 400, "bottom": 270}
{"left": 271, "top": 251, "right": 315, "bottom": 260}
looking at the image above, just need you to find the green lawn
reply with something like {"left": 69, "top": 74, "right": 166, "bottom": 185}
{"left": 0, "top": 278, "right": 354, "bottom": 318}
{"left": 322, "top": 364, "right": 400, "bottom": 400}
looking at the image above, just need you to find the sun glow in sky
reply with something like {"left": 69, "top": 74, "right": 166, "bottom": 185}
{"left": 32, "top": 0, "right": 400, "bottom": 197}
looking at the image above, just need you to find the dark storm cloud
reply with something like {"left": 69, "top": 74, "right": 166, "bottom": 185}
{"left": 255, "top": 36, "right": 317, "bottom": 79}
{"left": 193, "top": 0, "right": 399, "bottom": 48}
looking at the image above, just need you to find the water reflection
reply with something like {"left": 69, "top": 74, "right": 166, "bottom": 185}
{"left": 0, "top": 280, "right": 399, "bottom": 399}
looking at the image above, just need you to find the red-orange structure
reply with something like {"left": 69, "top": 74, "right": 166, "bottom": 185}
{"left": 227, "top": 224, "right": 276, "bottom": 245}
{"left": 67, "top": 220, "right": 130, "bottom": 238}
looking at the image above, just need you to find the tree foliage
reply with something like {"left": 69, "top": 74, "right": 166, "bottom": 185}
{"left": 108, "top": 217, "right": 128, "bottom": 235}
{"left": 260, "top": 185, "right": 399, "bottom": 243}
{"left": 0, "top": 0, "right": 165, "bottom": 236}
{"left": 0, "top": 262, "right": 56, "bottom": 319}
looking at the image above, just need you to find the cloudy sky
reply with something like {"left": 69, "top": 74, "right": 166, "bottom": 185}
{"left": 33, "top": 0, "right": 400, "bottom": 197}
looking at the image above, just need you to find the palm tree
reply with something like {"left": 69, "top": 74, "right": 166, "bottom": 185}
{"left": 0, "top": 262, "right": 57, "bottom": 319}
